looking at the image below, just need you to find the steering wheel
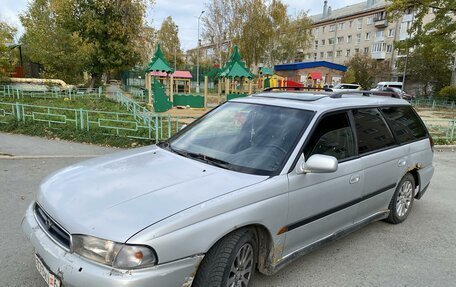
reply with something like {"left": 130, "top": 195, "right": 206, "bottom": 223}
{"left": 264, "top": 143, "right": 287, "bottom": 155}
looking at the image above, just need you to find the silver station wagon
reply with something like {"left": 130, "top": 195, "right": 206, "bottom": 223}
{"left": 22, "top": 91, "right": 434, "bottom": 287}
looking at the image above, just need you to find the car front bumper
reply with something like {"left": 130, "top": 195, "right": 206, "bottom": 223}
{"left": 21, "top": 202, "right": 203, "bottom": 287}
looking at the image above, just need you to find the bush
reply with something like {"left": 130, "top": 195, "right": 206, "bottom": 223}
{"left": 438, "top": 86, "right": 456, "bottom": 101}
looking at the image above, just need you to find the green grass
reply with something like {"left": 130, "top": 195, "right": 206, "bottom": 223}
{"left": 0, "top": 95, "right": 126, "bottom": 112}
{"left": 0, "top": 95, "right": 158, "bottom": 147}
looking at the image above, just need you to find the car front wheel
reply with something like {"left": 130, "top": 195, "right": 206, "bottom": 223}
{"left": 192, "top": 228, "right": 258, "bottom": 287}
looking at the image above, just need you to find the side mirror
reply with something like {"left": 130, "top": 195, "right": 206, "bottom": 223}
{"left": 296, "top": 154, "right": 338, "bottom": 174}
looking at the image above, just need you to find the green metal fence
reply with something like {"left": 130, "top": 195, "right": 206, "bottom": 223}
{"left": 0, "top": 85, "right": 103, "bottom": 100}
{"left": 411, "top": 98, "right": 456, "bottom": 110}
{"left": 0, "top": 100, "right": 198, "bottom": 142}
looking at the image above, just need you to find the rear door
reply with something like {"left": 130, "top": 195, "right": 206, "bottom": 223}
{"left": 284, "top": 111, "right": 363, "bottom": 256}
{"left": 380, "top": 106, "right": 434, "bottom": 192}
{"left": 352, "top": 108, "right": 405, "bottom": 221}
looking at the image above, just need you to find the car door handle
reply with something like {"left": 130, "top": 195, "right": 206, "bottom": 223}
{"left": 398, "top": 159, "right": 407, "bottom": 167}
{"left": 349, "top": 175, "right": 360, "bottom": 184}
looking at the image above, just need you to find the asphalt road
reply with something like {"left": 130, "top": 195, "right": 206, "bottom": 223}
{"left": 1, "top": 133, "right": 455, "bottom": 287}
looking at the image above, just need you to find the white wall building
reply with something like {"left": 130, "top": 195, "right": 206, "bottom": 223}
{"left": 304, "top": 0, "right": 429, "bottom": 81}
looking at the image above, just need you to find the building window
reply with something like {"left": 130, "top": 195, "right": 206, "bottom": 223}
{"left": 322, "top": 26, "right": 326, "bottom": 33}
{"left": 364, "top": 47, "right": 369, "bottom": 53}
{"left": 328, "top": 38, "right": 335, "bottom": 45}
{"left": 321, "top": 39, "right": 326, "bottom": 46}
{"left": 315, "top": 40, "right": 319, "bottom": 50}
{"left": 346, "top": 49, "right": 351, "bottom": 57}
{"left": 349, "top": 20, "right": 354, "bottom": 28}
{"left": 327, "top": 51, "right": 333, "bottom": 58}
{"left": 329, "top": 24, "right": 335, "bottom": 32}
{"left": 336, "top": 50, "right": 342, "bottom": 57}
{"left": 314, "top": 53, "right": 318, "bottom": 60}
{"left": 365, "top": 32, "right": 371, "bottom": 40}
{"left": 388, "top": 28, "right": 395, "bottom": 37}
{"left": 374, "top": 11, "right": 387, "bottom": 21}
{"left": 376, "top": 30, "right": 384, "bottom": 39}
{"left": 367, "top": 16, "right": 373, "bottom": 25}
{"left": 356, "top": 33, "right": 361, "bottom": 44}
{"left": 347, "top": 35, "right": 352, "bottom": 43}
{"left": 338, "top": 22, "right": 345, "bottom": 30}
{"left": 372, "top": 42, "right": 386, "bottom": 52}
{"left": 386, "top": 44, "right": 393, "bottom": 53}
{"left": 337, "top": 36, "right": 344, "bottom": 44}
{"left": 357, "top": 18, "right": 363, "bottom": 29}
{"left": 320, "top": 52, "right": 324, "bottom": 59}
{"left": 355, "top": 48, "right": 360, "bottom": 53}
{"left": 314, "top": 27, "right": 319, "bottom": 36}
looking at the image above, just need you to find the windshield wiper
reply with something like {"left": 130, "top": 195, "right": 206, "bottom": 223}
{"left": 160, "top": 142, "right": 232, "bottom": 170}
{"left": 185, "top": 152, "right": 233, "bottom": 170}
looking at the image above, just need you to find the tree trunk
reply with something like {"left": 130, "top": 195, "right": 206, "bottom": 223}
{"left": 90, "top": 73, "right": 102, "bottom": 88}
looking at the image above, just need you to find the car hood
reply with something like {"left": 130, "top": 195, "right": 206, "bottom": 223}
{"left": 37, "top": 145, "right": 266, "bottom": 242}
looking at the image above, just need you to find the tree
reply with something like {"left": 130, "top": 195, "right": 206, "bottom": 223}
{"left": 21, "top": 0, "right": 154, "bottom": 85}
{"left": 156, "top": 16, "right": 183, "bottom": 70}
{"left": 387, "top": 0, "right": 456, "bottom": 86}
{"left": 397, "top": 45, "right": 452, "bottom": 95}
{"left": 202, "top": 0, "right": 312, "bottom": 67}
{"left": 20, "top": 0, "right": 91, "bottom": 84}
{"left": 266, "top": 7, "right": 313, "bottom": 66}
{"left": 236, "top": 0, "right": 272, "bottom": 66}
{"left": 202, "top": 0, "right": 231, "bottom": 66}
{"left": 343, "top": 53, "right": 391, "bottom": 89}
{"left": 0, "top": 21, "right": 17, "bottom": 82}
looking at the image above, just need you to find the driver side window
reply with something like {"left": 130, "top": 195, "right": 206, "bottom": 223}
{"left": 304, "top": 112, "right": 355, "bottom": 161}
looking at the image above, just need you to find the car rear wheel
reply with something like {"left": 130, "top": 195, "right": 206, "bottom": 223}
{"left": 192, "top": 228, "right": 258, "bottom": 287}
{"left": 386, "top": 173, "right": 415, "bottom": 224}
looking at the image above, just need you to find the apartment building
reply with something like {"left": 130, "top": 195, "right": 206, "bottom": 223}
{"left": 304, "top": 0, "right": 421, "bottom": 80}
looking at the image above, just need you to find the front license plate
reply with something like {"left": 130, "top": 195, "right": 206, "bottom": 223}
{"left": 35, "top": 254, "right": 61, "bottom": 287}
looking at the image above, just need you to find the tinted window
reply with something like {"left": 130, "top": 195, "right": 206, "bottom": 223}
{"left": 353, "top": 108, "right": 395, "bottom": 154}
{"left": 305, "top": 112, "right": 355, "bottom": 161}
{"left": 381, "top": 106, "right": 427, "bottom": 144}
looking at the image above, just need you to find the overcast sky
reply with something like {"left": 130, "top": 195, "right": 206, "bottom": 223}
{"left": 1, "top": 0, "right": 360, "bottom": 50}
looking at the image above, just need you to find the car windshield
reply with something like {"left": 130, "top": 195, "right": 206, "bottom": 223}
{"left": 163, "top": 102, "right": 314, "bottom": 175}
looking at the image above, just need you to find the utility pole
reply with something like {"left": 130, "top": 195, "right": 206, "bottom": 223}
{"left": 451, "top": 54, "right": 456, "bottom": 86}
{"left": 196, "top": 10, "right": 205, "bottom": 94}
{"left": 174, "top": 25, "right": 178, "bottom": 72}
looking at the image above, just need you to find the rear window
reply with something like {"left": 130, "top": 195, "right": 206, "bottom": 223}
{"left": 353, "top": 108, "right": 396, "bottom": 154}
{"left": 381, "top": 106, "right": 428, "bottom": 144}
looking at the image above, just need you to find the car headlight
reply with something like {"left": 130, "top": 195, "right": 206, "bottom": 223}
{"left": 72, "top": 235, "right": 157, "bottom": 269}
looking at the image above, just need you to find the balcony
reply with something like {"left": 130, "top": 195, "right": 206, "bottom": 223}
{"left": 402, "top": 14, "right": 414, "bottom": 22}
{"left": 371, "top": 51, "right": 386, "bottom": 60}
{"left": 374, "top": 19, "right": 388, "bottom": 28}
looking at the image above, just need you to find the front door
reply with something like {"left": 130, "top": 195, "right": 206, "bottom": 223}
{"left": 284, "top": 111, "right": 363, "bottom": 257}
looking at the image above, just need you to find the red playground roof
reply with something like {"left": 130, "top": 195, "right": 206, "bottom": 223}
{"left": 150, "top": 70, "right": 193, "bottom": 79}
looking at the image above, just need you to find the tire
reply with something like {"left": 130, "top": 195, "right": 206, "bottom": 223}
{"left": 386, "top": 173, "right": 415, "bottom": 224}
{"left": 192, "top": 228, "right": 258, "bottom": 287}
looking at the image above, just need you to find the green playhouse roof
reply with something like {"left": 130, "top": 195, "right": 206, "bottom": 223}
{"left": 219, "top": 45, "right": 253, "bottom": 79}
{"left": 145, "top": 44, "right": 173, "bottom": 73}
{"left": 259, "top": 67, "right": 274, "bottom": 76}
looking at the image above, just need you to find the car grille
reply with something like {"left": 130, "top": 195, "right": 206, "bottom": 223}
{"left": 34, "top": 203, "right": 71, "bottom": 251}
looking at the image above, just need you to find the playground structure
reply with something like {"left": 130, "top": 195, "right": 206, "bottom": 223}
{"left": 144, "top": 44, "right": 206, "bottom": 113}
{"left": 213, "top": 45, "right": 254, "bottom": 101}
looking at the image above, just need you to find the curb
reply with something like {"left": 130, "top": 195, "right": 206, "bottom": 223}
{"left": 434, "top": 145, "right": 456, "bottom": 152}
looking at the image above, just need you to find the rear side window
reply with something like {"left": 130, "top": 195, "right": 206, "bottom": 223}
{"left": 304, "top": 112, "right": 355, "bottom": 161}
{"left": 381, "top": 106, "right": 427, "bottom": 144}
{"left": 353, "top": 108, "right": 395, "bottom": 154}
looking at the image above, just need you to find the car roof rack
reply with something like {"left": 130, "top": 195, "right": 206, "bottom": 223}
{"left": 262, "top": 86, "right": 333, "bottom": 92}
{"left": 330, "top": 90, "right": 401, "bottom": 99}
